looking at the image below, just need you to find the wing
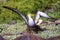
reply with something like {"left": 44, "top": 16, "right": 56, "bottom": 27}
{"left": 3, "top": 6, "right": 28, "bottom": 25}
{"left": 37, "top": 11, "right": 50, "bottom": 18}
{"left": 34, "top": 13, "right": 40, "bottom": 24}
{"left": 34, "top": 11, "right": 50, "bottom": 24}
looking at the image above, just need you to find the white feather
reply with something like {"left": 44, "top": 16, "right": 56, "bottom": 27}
{"left": 35, "top": 11, "right": 50, "bottom": 25}
{"left": 28, "top": 14, "right": 34, "bottom": 26}
{"left": 37, "top": 11, "right": 50, "bottom": 18}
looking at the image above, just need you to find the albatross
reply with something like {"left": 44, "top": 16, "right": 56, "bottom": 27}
{"left": 3, "top": 6, "right": 50, "bottom": 33}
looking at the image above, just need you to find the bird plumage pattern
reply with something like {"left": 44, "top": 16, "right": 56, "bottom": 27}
{"left": 3, "top": 6, "right": 50, "bottom": 33}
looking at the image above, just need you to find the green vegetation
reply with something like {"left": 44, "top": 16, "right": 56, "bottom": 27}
{"left": 0, "top": 0, "right": 60, "bottom": 23}
{"left": 0, "top": 0, "right": 60, "bottom": 40}
{"left": 0, "top": 23, "right": 60, "bottom": 40}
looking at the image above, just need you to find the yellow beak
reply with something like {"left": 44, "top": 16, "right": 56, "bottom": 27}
{"left": 30, "top": 14, "right": 34, "bottom": 16}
